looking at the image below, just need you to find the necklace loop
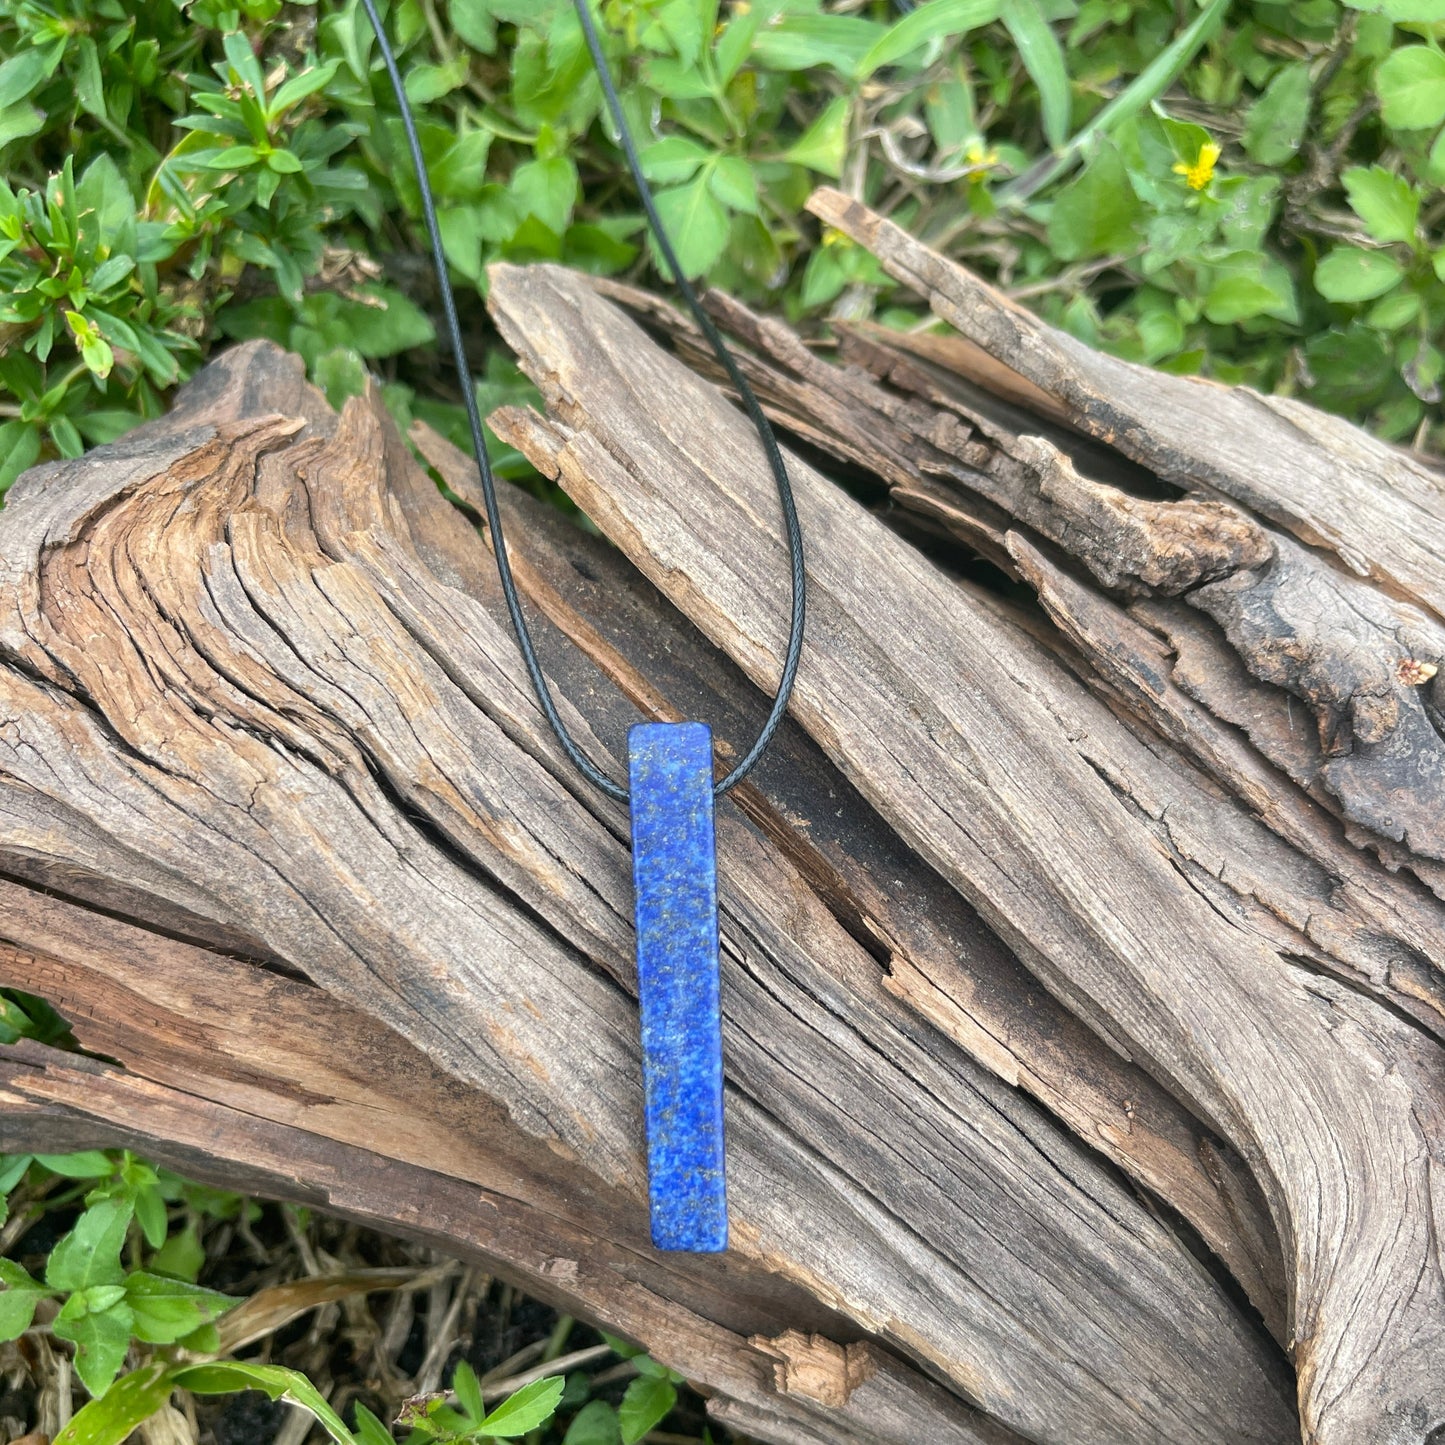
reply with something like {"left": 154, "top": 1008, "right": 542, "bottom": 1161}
{"left": 360, "top": 0, "right": 807, "bottom": 803}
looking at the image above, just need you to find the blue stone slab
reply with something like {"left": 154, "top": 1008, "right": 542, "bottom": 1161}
{"left": 627, "top": 720, "right": 727, "bottom": 1252}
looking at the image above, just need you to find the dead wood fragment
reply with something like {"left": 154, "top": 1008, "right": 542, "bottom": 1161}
{"left": 0, "top": 337, "right": 1293, "bottom": 1445}
{"left": 484, "top": 257, "right": 1445, "bottom": 1445}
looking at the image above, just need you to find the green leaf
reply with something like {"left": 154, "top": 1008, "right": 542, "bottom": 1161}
{"left": 47, "top": 1199, "right": 133, "bottom": 1293}
{"left": 475, "top": 1376, "right": 565, "bottom": 1438}
{"left": 53, "top": 1360, "right": 176, "bottom": 1445}
{"left": 855, "top": 0, "right": 1002, "bottom": 80}
{"left": 123, "top": 1272, "right": 235, "bottom": 1345}
{"left": 1242, "top": 62, "right": 1313, "bottom": 166}
{"left": 53, "top": 1295, "right": 134, "bottom": 1399}
{"left": 353, "top": 1403, "right": 396, "bottom": 1445}
{"left": 271, "top": 59, "right": 341, "bottom": 115}
{"left": 1314, "top": 246, "right": 1407, "bottom": 302}
{"left": 0, "top": 1155, "right": 32, "bottom": 1193}
{"left": 35, "top": 1151, "right": 113, "bottom": 1179}
{"left": 172, "top": 1362, "right": 355, "bottom": 1445}
{"left": 651, "top": 176, "right": 729, "bottom": 279}
{"left": 709, "top": 156, "right": 759, "bottom": 214}
{"left": 1367, "top": 289, "right": 1422, "bottom": 330}
{"left": 404, "top": 56, "right": 471, "bottom": 105}
{"left": 639, "top": 136, "right": 710, "bottom": 185}
{"left": 783, "top": 96, "right": 850, "bottom": 178}
{"left": 0, "top": 1258, "right": 52, "bottom": 1341}
{"left": 1047, "top": 143, "right": 1139, "bottom": 260}
{"left": 563, "top": 1400, "right": 621, "bottom": 1445}
{"left": 1376, "top": 46, "right": 1445, "bottom": 129}
{"left": 617, "top": 1375, "right": 676, "bottom": 1445}
{"left": 511, "top": 155, "right": 578, "bottom": 235}
{"left": 265, "top": 149, "right": 305, "bottom": 174}
{"left": 752, "top": 14, "right": 888, "bottom": 75}
{"left": 0, "top": 422, "right": 41, "bottom": 494}
{"left": 74, "top": 36, "right": 106, "bottom": 120}
{"left": 0, "top": 42, "right": 63, "bottom": 109}
{"left": 148, "top": 1224, "right": 205, "bottom": 1284}
{"left": 133, "top": 1185, "right": 168, "bottom": 1249}
{"left": 1003, "top": 0, "right": 1071, "bottom": 149}
{"left": 448, "top": 0, "right": 498, "bottom": 53}
{"left": 454, "top": 1360, "right": 485, "bottom": 1421}
{"left": 1342, "top": 166, "right": 1421, "bottom": 245}
{"left": 206, "top": 145, "right": 263, "bottom": 170}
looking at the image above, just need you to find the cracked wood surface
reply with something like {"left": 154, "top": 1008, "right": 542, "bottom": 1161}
{"left": 0, "top": 342, "right": 1295, "bottom": 1444}
{"left": 483, "top": 251, "right": 1445, "bottom": 1445}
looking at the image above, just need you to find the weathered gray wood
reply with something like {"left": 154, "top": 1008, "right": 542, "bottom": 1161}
{"left": 0, "top": 342, "right": 1293, "bottom": 1444}
{"left": 809, "top": 187, "right": 1445, "bottom": 872}
{"left": 484, "top": 258, "right": 1445, "bottom": 1445}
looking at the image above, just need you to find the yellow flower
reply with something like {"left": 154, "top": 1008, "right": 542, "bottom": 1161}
{"left": 1173, "top": 141, "right": 1221, "bottom": 191}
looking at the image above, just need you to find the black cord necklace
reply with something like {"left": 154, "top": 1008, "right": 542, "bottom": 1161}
{"left": 357, "top": 0, "right": 807, "bottom": 1253}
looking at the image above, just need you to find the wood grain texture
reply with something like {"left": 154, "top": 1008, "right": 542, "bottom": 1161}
{"left": 0, "top": 341, "right": 1293, "bottom": 1443}
{"left": 808, "top": 187, "right": 1445, "bottom": 873}
{"left": 484, "top": 256, "right": 1445, "bottom": 1445}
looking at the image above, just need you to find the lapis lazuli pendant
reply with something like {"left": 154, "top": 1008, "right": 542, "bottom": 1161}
{"left": 627, "top": 721, "right": 728, "bottom": 1252}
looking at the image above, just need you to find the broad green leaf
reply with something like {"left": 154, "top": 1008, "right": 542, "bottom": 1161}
{"left": 563, "top": 1400, "right": 621, "bottom": 1445}
{"left": 752, "top": 14, "right": 888, "bottom": 76}
{"left": 1047, "top": 143, "right": 1139, "bottom": 260}
{"left": 46, "top": 1199, "right": 133, "bottom": 1293}
{"left": 404, "top": 56, "right": 470, "bottom": 106}
{"left": 651, "top": 176, "right": 729, "bottom": 279}
{"left": 1368, "top": 289, "right": 1423, "bottom": 330}
{"left": 352, "top": 1403, "right": 395, "bottom": 1445}
{"left": 709, "top": 156, "right": 759, "bottom": 214}
{"left": 148, "top": 1224, "right": 205, "bottom": 1284}
{"left": 1242, "top": 62, "right": 1313, "bottom": 165}
{"left": 1342, "top": 166, "right": 1421, "bottom": 245}
{"left": 783, "top": 95, "right": 850, "bottom": 177}
{"left": 431, "top": 129, "right": 494, "bottom": 201}
{"left": 0, "top": 42, "right": 64, "bottom": 110}
{"left": 1003, "top": 0, "right": 1071, "bottom": 148}
{"left": 133, "top": 1185, "right": 167, "bottom": 1250}
{"left": 511, "top": 155, "right": 578, "bottom": 235}
{"left": 35, "top": 1151, "right": 113, "bottom": 1179}
{"left": 476, "top": 1376, "right": 565, "bottom": 1437}
{"left": 271, "top": 59, "right": 341, "bottom": 115}
{"left": 855, "top": 0, "right": 1002, "bottom": 80}
{"left": 53, "top": 1360, "right": 176, "bottom": 1445}
{"left": 0, "top": 422, "right": 41, "bottom": 494}
{"left": 617, "top": 1374, "right": 676, "bottom": 1445}
{"left": 1315, "top": 246, "right": 1406, "bottom": 302}
{"left": 53, "top": 1295, "right": 134, "bottom": 1399}
{"left": 0, "top": 1258, "right": 51, "bottom": 1341}
{"left": 124, "top": 1271, "right": 235, "bottom": 1344}
{"left": 172, "top": 1362, "right": 355, "bottom": 1445}
{"left": 74, "top": 36, "right": 106, "bottom": 120}
{"left": 1376, "top": 46, "right": 1445, "bottom": 129}
{"left": 639, "top": 136, "right": 710, "bottom": 185}
{"left": 454, "top": 1360, "right": 485, "bottom": 1420}
{"left": 0, "top": 1155, "right": 32, "bottom": 1193}
{"left": 448, "top": 0, "right": 498, "bottom": 53}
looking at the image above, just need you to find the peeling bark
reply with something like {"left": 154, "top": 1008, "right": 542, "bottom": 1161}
{"left": 3, "top": 195, "right": 1441, "bottom": 1443}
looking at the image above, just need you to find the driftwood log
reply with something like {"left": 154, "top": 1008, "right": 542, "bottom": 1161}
{"left": 2, "top": 188, "right": 1444, "bottom": 1445}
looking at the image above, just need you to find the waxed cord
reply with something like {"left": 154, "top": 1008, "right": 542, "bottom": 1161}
{"left": 358, "top": 0, "right": 807, "bottom": 804}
